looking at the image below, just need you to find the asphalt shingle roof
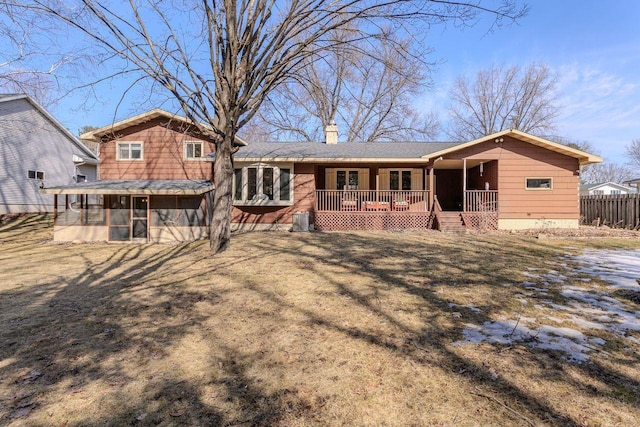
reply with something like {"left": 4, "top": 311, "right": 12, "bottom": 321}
{"left": 42, "top": 179, "right": 213, "bottom": 195}
{"left": 232, "top": 141, "right": 461, "bottom": 160}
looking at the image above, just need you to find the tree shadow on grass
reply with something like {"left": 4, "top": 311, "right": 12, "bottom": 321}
{"left": 0, "top": 225, "right": 323, "bottom": 425}
{"left": 242, "top": 231, "right": 640, "bottom": 425}
{"left": 1, "top": 223, "right": 639, "bottom": 425}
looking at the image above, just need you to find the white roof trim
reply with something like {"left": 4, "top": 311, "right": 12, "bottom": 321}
{"left": 421, "top": 129, "right": 603, "bottom": 166}
{"left": 81, "top": 108, "right": 248, "bottom": 146}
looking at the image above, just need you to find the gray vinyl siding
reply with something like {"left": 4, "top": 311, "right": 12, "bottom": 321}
{"left": 0, "top": 97, "right": 98, "bottom": 214}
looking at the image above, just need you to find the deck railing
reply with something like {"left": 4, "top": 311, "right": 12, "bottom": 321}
{"left": 316, "top": 190, "right": 430, "bottom": 212}
{"left": 464, "top": 190, "right": 498, "bottom": 212}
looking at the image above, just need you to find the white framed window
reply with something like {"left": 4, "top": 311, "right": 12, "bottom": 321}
{"left": 117, "top": 142, "right": 143, "bottom": 160}
{"left": 184, "top": 141, "right": 203, "bottom": 159}
{"left": 27, "top": 170, "right": 45, "bottom": 180}
{"left": 525, "top": 178, "right": 552, "bottom": 190}
{"left": 233, "top": 163, "right": 293, "bottom": 205}
{"left": 610, "top": 189, "right": 621, "bottom": 195}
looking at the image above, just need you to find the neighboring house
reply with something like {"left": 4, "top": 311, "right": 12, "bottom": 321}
{"left": 622, "top": 178, "right": 640, "bottom": 192}
{"left": 42, "top": 109, "right": 245, "bottom": 243}
{"left": 580, "top": 182, "right": 637, "bottom": 196}
{"left": 42, "top": 109, "right": 602, "bottom": 243}
{"left": 0, "top": 94, "right": 98, "bottom": 214}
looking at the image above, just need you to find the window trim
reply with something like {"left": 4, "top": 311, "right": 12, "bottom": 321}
{"left": 28, "top": 169, "right": 45, "bottom": 180}
{"left": 525, "top": 177, "right": 553, "bottom": 190}
{"left": 233, "top": 162, "right": 294, "bottom": 206}
{"left": 184, "top": 141, "right": 205, "bottom": 160}
{"left": 116, "top": 141, "right": 144, "bottom": 161}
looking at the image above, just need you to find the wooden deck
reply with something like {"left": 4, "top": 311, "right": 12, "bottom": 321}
{"left": 315, "top": 190, "right": 498, "bottom": 231}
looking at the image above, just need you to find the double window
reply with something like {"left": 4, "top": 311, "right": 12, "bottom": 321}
{"left": 337, "top": 170, "right": 359, "bottom": 190}
{"left": 326, "top": 168, "right": 369, "bottom": 191}
{"left": 233, "top": 163, "right": 293, "bottom": 205}
{"left": 389, "top": 170, "right": 412, "bottom": 190}
{"left": 184, "top": 141, "right": 203, "bottom": 159}
{"left": 28, "top": 170, "right": 45, "bottom": 180}
{"left": 117, "top": 142, "right": 143, "bottom": 160}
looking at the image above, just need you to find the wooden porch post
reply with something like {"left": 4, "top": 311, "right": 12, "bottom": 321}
{"left": 53, "top": 194, "right": 58, "bottom": 223}
{"left": 462, "top": 158, "right": 467, "bottom": 212}
{"left": 429, "top": 166, "right": 434, "bottom": 209}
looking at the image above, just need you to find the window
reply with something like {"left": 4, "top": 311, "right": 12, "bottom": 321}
{"left": 184, "top": 141, "right": 203, "bottom": 159}
{"left": 336, "top": 169, "right": 360, "bottom": 190}
{"left": 525, "top": 178, "right": 552, "bottom": 190}
{"left": 27, "top": 170, "right": 45, "bottom": 180}
{"left": 610, "top": 189, "right": 621, "bottom": 195}
{"left": 389, "top": 170, "right": 412, "bottom": 190}
{"left": 233, "top": 163, "right": 293, "bottom": 205}
{"left": 117, "top": 142, "right": 143, "bottom": 160}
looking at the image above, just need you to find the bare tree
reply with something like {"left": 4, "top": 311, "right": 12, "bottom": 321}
{"left": 0, "top": 5, "right": 70, "bottom": 107}
{"left": 6, "top": 0, "right": 527, "bottom": 252}
{"left": 557, "top": 138, "right": 633, "bottom": 184}
{"left": 625, "top": 139, "right": 640, "bottom": 169}
{"left": 580, "top": 162, "right": 634, "bottom": 184}
{"left": 257, "top": 33, "right": 441, "bottom": 142}
{"left": 448, "top": 63, "right": 558, "bottom": 141}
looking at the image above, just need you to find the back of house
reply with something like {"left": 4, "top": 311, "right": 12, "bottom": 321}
{"left": 41, "top": 108, "right": 602, "bottom": 243}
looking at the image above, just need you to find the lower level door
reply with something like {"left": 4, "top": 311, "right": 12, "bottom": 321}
{"left": 132, "top": 196, "right": 149, "bottom": 241}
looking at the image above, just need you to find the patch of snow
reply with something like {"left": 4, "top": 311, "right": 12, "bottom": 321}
{"left": 456, "top": 319, "right": 597, "bottom": 362}
{"left": 457, "top": 248, "right": 640, "bottom": 361}
{"left": 574, "top": 249, "right": 640, "bottom": 291}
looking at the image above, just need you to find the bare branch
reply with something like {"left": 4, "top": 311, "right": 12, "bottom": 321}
{"left": 448, "top": 62, "right": 558, "bottom": 141}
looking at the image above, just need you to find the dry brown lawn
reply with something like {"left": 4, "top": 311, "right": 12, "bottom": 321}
{"left": 1, "top": 215, "right": 639, "bottom": 426}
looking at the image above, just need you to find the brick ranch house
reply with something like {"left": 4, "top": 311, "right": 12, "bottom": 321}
{"left": 42, "top": 109, "right": 602, "bottom": 243}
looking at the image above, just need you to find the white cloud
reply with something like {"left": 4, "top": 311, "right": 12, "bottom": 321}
{"left": 555, "top": 62, "right": 640, "bottom": 161}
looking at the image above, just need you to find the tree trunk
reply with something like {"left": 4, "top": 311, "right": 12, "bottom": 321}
{"left": 209, "top": 131, "right": 234, "bottom": 252}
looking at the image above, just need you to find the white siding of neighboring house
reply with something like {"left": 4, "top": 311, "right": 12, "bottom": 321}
{"left": 585, "top": 184, "right": 635, "bottom": 195}
{"left": 0, "top": 97, "right": 98, "bottom": 214}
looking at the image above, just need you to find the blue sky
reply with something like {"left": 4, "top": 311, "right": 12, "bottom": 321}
{"left": 421, "top": 0, "right": 640, "bottom": 163}
{"left": 47, "top": 0, "right": 639, "bottom": 164}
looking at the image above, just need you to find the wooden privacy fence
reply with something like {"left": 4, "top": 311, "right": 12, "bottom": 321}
{"left": 580, "top": 194, "right": 640, "bottom": 229}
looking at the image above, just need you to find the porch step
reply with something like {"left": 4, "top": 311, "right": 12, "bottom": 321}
{"left": 437, "top": 212, "right": 466, "bottom": 232}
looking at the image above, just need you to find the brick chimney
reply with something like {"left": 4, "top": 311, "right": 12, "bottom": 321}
{"left": 324, "top": 121, "right": 338, "bottom": 144}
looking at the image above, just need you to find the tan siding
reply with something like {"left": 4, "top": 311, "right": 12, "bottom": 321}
{"left": 379, "top": 169, "right": 390, "bottom": 190}
{"left": 358, "top": 168, "right": 369, "bottom": 190}
{"left": 496, "top": 138, "right": 579, "bottom": 219}
{"left": 411, "top": 169, "right": 423, "bottom": 190}
{"left": 100, "top": 119, "right": 214, "bottom": 180}
{"left": 325, "top": 168, "right": 336, "bottom": 190}
{"left": 447, "top": 136, "right": 580, "bottom": 220}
